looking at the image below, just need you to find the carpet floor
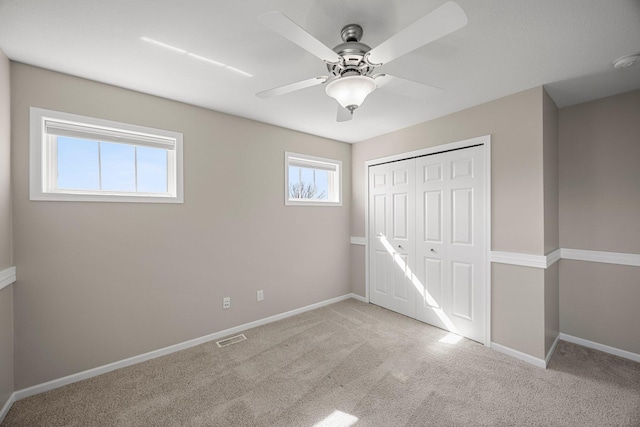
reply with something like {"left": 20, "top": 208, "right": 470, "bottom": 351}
{"left": 3, "top": 299, "right": 640, "bottom": 426}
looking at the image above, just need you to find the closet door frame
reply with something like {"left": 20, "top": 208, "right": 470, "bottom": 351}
{"left": 364, "top": 135, "right": 492, "bottom": 346}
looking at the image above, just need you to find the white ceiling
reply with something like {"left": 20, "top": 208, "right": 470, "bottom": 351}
{"left": 1, "top": 0, "right": 639, "bottom": 143}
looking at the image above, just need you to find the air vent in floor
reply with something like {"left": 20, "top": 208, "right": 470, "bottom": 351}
{"left": 216, "top": 334, "right": 247, "bottom": 348}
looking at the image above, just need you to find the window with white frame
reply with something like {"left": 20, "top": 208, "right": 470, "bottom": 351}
{"left": 285, "top": 152, "right": 341, "bottom": 206}
{"left": 30, "top": 107, "right": 183, "bottom": 203}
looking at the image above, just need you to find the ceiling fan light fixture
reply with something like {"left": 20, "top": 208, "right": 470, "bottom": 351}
{"left": 325, "top": 76, "right": 376, "bottom": 110}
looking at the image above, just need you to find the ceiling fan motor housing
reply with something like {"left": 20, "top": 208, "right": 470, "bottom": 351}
{"left": 327, "top": 24, "right": 375, "bottom": 77}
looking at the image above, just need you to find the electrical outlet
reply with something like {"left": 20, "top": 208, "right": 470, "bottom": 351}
{"left": 257, "top": 290, "right": 264, "bottom": 301}
{"left": 223, "top": 297, "right": 230, "bottom": 309}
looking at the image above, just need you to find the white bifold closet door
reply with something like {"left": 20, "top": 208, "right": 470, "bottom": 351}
{"left": 369, "top": 145, "right": 486, "bottom": 343}
{"left": 369, "top": 158, "right": 417, "bottom": 318}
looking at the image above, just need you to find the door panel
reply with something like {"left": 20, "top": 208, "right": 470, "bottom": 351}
{"left": 424, "top": 257, "right": 443, "bottom": 309}
{"left": 452, "top": 158, "right": 473, "bottom": 179}
{"left": 452, "top": 188, "right": 473, "bottom": 245}
{"left": 444, "top": 147, "right": 485, "bottom": 342}
{"left": 369, "top": 145, "right": 485, "bottom": 343}
{"left": 369, "top": 160, "right": 416, "bottom": 318}
{"left": 452, "top": 261, "right": 473, "bottom": 320}
{"left": 373, "top": 250, "right": 388, "bottom": 294}
{"left": 416, "top": 146, "right": 485, "bottom": 343}
{"left": 373, "top": 194, "right": 386, "bottom": 237}
{"left": 393, "top": 193, "right": 408, "bottom": 240}
{"left": 393, "top": 253, "right": 410, "bottom": 300}
{"left": 393, "top": 168, "right": 408, "bottom": 185}
{"left": 424, "top": 191, "right": 443, "bottom": 243}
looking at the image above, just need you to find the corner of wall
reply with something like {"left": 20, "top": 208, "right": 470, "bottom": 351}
{"left": 0, "top": 45, "right": 15, "bottom": 425}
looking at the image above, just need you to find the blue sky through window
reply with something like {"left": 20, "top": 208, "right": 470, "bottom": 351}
{"left": 289, "top": 166, "right": 329, "bottom": 199}
{"left": 137, "top": 146, "right": 168, "bottom": 193}
{"left": 101, "top": 142, "right": 135, "bottom": 191}
{"left": 58, "top": 137, "right": 100, "bottom": 190}
{"left": 56, "top": 136, "right": 168, "bottom": 193}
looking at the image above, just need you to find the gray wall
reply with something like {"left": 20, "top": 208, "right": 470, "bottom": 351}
{"left": 10, "top": 63, "right": 352, "bottom": 389}
{"left": 351, "top": 87, "right": 549, "bottom": 358}
{"left": 542, "top": 89, "right": 559, "bottom": 356}
{"left": 559, "top": 89, "right": 640, "bottom": 354}
{"left": 0, "top": 47, "right": 14, "bottom": 409}
{"left": 352, "top": 87, "right": 545, "bottom": 254}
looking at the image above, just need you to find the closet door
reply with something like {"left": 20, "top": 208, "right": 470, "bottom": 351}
{"left": 415, "top": 146, "right": 486, "bottom": 343}
{"left": 368, "top": 159, "right": 416, "bottom": 318}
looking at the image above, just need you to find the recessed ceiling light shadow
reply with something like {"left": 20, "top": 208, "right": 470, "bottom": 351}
{"left": 140, "top": 36, "right": 186, "bottom": 54}
{"left": 187, "top": 53, "right": 225, "bottom": 67}
{"left": 140, "top": 36, "right": 253, "bottom": 77}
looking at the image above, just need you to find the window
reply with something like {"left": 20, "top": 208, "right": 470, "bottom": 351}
{"left": 30, "top": 107, "right": 183, "bottom": 203}
{"left": 285, "top": 152, "right": 341, "bottom": 206}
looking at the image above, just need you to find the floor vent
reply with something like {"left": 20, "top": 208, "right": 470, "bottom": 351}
{"left": 216, "top": 334, "right": 247, "bottom": 348}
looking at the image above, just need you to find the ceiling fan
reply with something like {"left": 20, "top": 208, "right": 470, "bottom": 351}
{"left": 256, "top": 1, "right": 468, "bottom": 122}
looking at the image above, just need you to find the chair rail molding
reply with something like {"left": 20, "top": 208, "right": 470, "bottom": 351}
{"left": 350, "top": 236, "right": 366, "bottom": 246}
{"left": 490, "top": 249, "right": 561, "bottom": 269}
{"left": 490, "top": 248, "right": 640, "bottom": 269}
{"left": 561, "top": 248, "right": 640, "bottom": 267}
{"left": 0, "top": 266, "right": 16, "bottom": 291}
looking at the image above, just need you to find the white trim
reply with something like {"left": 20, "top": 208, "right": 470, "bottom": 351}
{"left": 365, "top": 135, "right": 490, "bottom": 167}
{"left": 491, "top": 342, "right": 546, "bottom": 369}
{"left": 490, "top": 251, "right": 548, "bottom": 269}
{"left": 364, "top": 135, "right": 492, "bottom": 346}
{"left": 484, "top": 140, "right": 492, "bottom": 347}
{"left": 349, "top": 293, "right": 367, "bottom": 303}
{"left": 29, "top": 107, "right": 184, "bottom": 204}
{"left": 559, "top": 333, "right": 640, "bottom": 363}
{"left": 545, "top": 334, "right": 560, "bottom": 367}
{"left": 284, "top": 151, "right": 342, "bottom": 207}
{"left": 13, "top": 293, "right": 364, "bottom": 401}
{"left": 0, "top": 266, "right": 16, "bottom": 291}
{"left": 350, "top": 236, "right": 366, "bottom": 246}
{"left": 491, "top": 248, "right": 638, "bottom": 269}
{"left": 546, "top": 249, "right": 561, "bottom": 267}
{"left": 364, "top": 159, "right": 370, "bottom": 303}
{"left": 0, "top": 392, "right": 16, "bottom": 424}
{"left": 561, "top": 248, "right": 640, "bottom": 267}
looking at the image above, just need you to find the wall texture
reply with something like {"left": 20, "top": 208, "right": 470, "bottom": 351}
{"left": 352, "top": 87, "right": 545, "bottom": 254}
{"left": 492, "top": 264, "right": 545, "bottom": 358}
{"left": 542, "top": 89, "right": 559, "bottom": 356}
{"left": 0, "top": 47, "right": 14, "bottom": 411}
{"left": 559, "top": 89, "right": 640, "bottom": 253}
{"left": 351, "top": 87, "right": 549, "bottom": 357}
{"left": 559, "top": 89, "right": 640, "bottom": 354}
{"left": 10, "top": 63, "right": 352, "bottom": 389}
{"left": 543, "top": 89, "right": 559, "bottom": 255}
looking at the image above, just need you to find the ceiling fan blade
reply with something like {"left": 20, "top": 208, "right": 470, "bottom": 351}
{"left": 367, "top": 1, "right": 468, "bottom": 65}
{"left": 375, "top": 74, "right": 444, "bottom": 101}
{"left": 256, "top": 76, "right": 328, "bottom": 98}
{"left": 336, "top": 106, "right": 353, "bottom": 122}
{"left": 259, "top": 11, "right": 341, "bottom": 63}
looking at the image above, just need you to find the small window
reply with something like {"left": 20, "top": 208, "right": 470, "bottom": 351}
{"left": 285, "top": 152, "right": 341, "bottom": 206}
{"left": 30, "top": 107, "right": 183, "bottom": 203}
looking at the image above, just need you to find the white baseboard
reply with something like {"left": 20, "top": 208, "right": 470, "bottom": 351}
{"left": 14, "top": 293, "right": 365, "bottom": 401}
{"left": 491, "top": 342, "right": 546, "bottom": 369}
{"left": 545, "top": 334, "right": 560, "bottom": 367}
{"left": 0, "top": 392, "right": 16, "bottom": 424}
{"left": 559, "top": 333, "right": 640, "bottom": 363}
{"left": 349, "top": 293, "right": 367, "bottom": 303}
